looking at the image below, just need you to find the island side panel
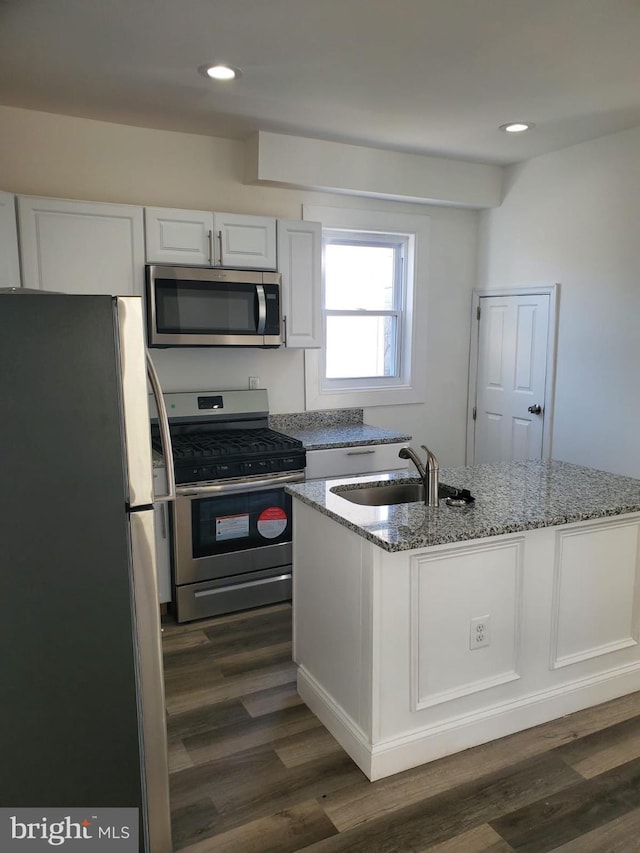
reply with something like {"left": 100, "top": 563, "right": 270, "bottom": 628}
{"left": 370, "top": 515, "right": 640, "bottom": 780}
{"left": 292, "top": 500, "right": 375, "bottom": 766}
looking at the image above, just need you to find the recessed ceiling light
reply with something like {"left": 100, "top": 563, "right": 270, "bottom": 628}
{"left": 199, "top": 63, "right": 241, "bottom": 81}
{"left": 499, "top": 122, "right": 535, "bottom": 133}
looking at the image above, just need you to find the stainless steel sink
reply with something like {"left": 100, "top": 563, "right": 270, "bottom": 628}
{"left": 332, "top": 481, "right": 464, "bottom": 506}
{"left": 332, "top": 482, "right": 427, "bottom": 506}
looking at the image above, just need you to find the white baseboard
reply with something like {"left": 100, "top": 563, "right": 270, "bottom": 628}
{"left": 298, "top": 661, "right": 640, "bottom": 781}
{"left": 297, "top": 667, "right": 373, "bottom": 778}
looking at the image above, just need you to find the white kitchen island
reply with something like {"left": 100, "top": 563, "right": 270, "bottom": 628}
{"left": 286, "top": 460, "right": 640, "bottom": 781}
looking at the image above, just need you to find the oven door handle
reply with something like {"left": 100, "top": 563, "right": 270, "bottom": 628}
{"left": 176, "top": 471, "right": 304, "bottom": 497}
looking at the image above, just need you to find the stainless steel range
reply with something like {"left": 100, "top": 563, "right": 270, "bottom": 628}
{"left": 152, "top": 389, "right": 305, "bottom": 622}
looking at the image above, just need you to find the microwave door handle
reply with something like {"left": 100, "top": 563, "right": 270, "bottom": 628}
{"left": 146, "top": 351, "right": 176, "bottom": 502}
{"left": 256, "top": 285, "right": 267, "bottom": 335}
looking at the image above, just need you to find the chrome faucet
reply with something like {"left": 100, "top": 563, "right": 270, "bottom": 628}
{"left": 399, "top": 445, "right": 440, "bottom": 507}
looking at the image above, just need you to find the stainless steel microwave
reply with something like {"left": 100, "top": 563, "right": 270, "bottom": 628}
{"left": 145, "top": 265, "right": 282, "bottom": 347}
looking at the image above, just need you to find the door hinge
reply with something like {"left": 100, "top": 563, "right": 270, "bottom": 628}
{"left": 472, "top": 406, "right": 477, "bottom": 420}
{"left": 476, "top": 305, "right": 481, "bottom": 321}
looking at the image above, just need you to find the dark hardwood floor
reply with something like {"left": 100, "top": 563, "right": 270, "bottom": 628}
{"left": 162, "top": 603, "right": 640, "bottom": 852}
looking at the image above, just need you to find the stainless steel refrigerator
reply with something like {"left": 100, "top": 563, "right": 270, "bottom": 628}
{"left": 0, "top": 291, "right": 174, "bottom": 852}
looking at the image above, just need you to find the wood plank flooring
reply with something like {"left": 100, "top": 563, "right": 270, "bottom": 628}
{"left": 162, "top": 603, "right": 640, "bottom": 852}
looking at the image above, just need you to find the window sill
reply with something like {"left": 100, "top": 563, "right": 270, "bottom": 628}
{"left": 304, "top": 352, "right": 424, "bottom": 409}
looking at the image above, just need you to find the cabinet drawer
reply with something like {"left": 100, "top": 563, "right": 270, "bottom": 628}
{"left": 305, "top": 442, "right": 409, "bottom": 480}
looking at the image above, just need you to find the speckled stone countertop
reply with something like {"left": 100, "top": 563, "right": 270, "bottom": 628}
{"left": 279, "top": 423, "right": 411, "bottom": 451}
{"left": 286, "top": 460, "right": 640, "bottom": 553}
{"left": 269, "top": 408, "right": 410, "bottom": 450}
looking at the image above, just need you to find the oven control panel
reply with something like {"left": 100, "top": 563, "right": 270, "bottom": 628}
{"left": 176, "top": 454, "right": 305, "bottom": 485}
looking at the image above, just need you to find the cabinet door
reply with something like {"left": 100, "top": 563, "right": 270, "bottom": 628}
{"left": 18, "top": 196, "right": 145, "bottom": 295}
{"left": 0, "top": 190, "right": 20, "bottom": 287}
{"left": 213, "top": 212, "right": 277, "bottom": 269}
{"left": 145, "top": 207, "right": 214, "bottom": 266}
{"left": 277, "top": 219, "right": 322, "bottom": 348}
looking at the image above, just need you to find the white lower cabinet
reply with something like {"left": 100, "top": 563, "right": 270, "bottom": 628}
{"left": 0, "top": 191, "right": 20, "bottom": 287}
{"left": 17, "top": 196, "right": 145, "bottom": 295}
{"left": 294, "top": 507, "right": 640, "bottom": 781}
{"left": 305, "top": 441, "right": 409, "bottom": 480}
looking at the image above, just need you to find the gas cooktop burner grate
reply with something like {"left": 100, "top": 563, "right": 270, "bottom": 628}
{"left": 152, "top": 390, "right": 306, "bottom": 485}
{"left": 169, "top": 428, "right": 302, "bottom": 460}
{"left": 154, "top": 425, "right": 306, "bottom": 485}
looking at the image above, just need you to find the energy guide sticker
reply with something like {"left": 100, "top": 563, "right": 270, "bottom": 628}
{"left": 257, "top": 506, "right": 287, "bottom": 539}
{"left": 216, "top": 513, "right": 250, "bottom": 541}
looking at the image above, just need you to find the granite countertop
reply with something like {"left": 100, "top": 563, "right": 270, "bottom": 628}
{"left": 277, "top": 423, "right": 411, "bottom": 451}
{"left": 269, "top": 406, "right": 410, "bottom": 450}
{"left": 286, "top": 460, "right": 640, "bottom": 553}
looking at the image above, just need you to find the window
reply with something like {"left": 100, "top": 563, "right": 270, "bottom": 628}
{"left": 303, "top": 205, "right": 429, "bottom": 410}
{"left": 323, "top": 230, "right": 407, "bottom": 384}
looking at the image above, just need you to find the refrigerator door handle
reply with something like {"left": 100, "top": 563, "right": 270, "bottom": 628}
{"left": 146, "top": 351, "right": 176, "bottom": 502}
{"left": 129, "top": 509, "right": 173, "bottom": 853}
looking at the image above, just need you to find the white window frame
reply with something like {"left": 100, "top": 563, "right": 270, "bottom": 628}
{"left": 322, "top": 229, "right": 409, "bottom": 389}
{"left": 303, "top": 205, "right": 429, "bottom": 409}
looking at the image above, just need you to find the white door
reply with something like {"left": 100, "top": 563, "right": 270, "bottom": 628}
{"left": 471, "top": 293, "right": 550, "bottom": 463}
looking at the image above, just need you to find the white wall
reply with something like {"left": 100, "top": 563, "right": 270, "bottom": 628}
{"left": 478, "top": 125, "right": 640, "bottom": 477}
{"left": 0, "top": 106, "right": 479, "bottom": 465}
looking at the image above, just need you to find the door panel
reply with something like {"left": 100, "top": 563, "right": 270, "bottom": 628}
{"left": 144, "top": 207, "right": 213, "bottom": 265}
{"left": 18, "top": 196, "right": 145, "bottom": 295}
{"left": 474, "top": 294, "right": 549, "bottom": 463}
{"left": 213, "top": 212, "right": 277, "bottom": 269}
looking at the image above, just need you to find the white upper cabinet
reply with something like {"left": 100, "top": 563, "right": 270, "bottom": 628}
{"left": 213, "top": 212, "right": 277, "bottom": 269}
{"left": 145, "top": 207, "right": 277, "bottom": 270}
{"left": 0, "top": 191, "right": 20, "bottom": 288}
{"left": 277, "top": 219, "right": 322, "bottom": 349}
{"left": 18, "top": 196, "right": 145, "bottom": 296}
{"left": 144, "top": 207, "right": 213, "bottom": 266}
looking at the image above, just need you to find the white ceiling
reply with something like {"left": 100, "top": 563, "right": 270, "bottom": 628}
{"left": 1, "top": 0, "right": 640, "bottom": 166}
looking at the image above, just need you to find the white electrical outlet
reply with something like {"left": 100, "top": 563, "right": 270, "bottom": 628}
{"left": 248, "top": 376, "right": 260, "bottom": 390}
{"left": 470, "top": 615, "right": 490, "bottom": 649}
